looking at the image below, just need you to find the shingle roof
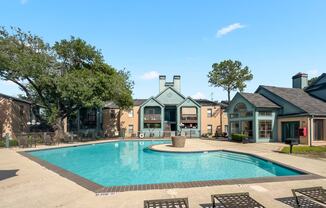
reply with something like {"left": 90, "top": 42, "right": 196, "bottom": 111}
{"left": 0, "top": 92, "right": 32, "bottom": 104}
{"left": 239, "top": 93, "right": 280, "bottom": 108}
{"left": 261, "top": 85, "right": 326, "bottom": 115}
{"left": 305, "top": 73, "right": 326, "bottom": 92}
{"left": 194, "top": 99, "right": 219, "bottom": 106}
{"left": 133, "top": 99, "right": 147, "bottom": 106}
{"left": 104, "top": 99, "right": 147, "bottom": 108}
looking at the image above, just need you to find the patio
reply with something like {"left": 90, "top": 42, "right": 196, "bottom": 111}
{"left": 1, "top": 139, "right": 326, "bottom": 208}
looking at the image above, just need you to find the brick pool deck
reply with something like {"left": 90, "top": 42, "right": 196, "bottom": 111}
{"left": 1, "top": 139, "right": 326, "bottom": 207}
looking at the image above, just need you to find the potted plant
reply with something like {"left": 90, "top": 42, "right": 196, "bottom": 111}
{"left": 171, "top": 136, "right": 186, "bottom": 147}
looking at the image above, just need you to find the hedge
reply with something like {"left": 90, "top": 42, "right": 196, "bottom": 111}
{"left": 231, "top": 134, "right": 248, "bottom": 142}
{"left": 0, "top": 140, "right": 19, "bottom": 147}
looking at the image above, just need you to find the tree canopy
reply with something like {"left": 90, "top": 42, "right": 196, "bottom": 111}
{"left": 308, "top": 77, "right": 318, "bottom": 86}
{"left": 208, "top": 59, "right": 253, "bottom": 102}
{"left": 0, "top": 27, "right": 133, "bottom": 138}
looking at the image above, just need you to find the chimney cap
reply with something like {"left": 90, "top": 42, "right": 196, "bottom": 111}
{"left": 159, "top": 75, "right": 166, "bottom": 79}
{"left": 173, "top": 75, "right": 181, "bottom": 79}
{"left": 292, "top": 72, "right": 308, "bottom": 79}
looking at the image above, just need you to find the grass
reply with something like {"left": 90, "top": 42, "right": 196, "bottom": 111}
{"left": 281, "top": 145, "right": 326, "bottom": 154}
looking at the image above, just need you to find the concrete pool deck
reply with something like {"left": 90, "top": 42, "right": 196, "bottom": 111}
{"left": 1, "top": 139, "right": 326, "bottom": 208}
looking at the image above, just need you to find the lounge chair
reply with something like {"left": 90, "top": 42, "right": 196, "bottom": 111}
{"left": 144, "top": 198, "right": 189, "bottom": 208}
{"left": 211, "top": 192, "right": 265, "bottom": 208}
{"left": 292, "top": 186, "right": 326, "bottom": 207}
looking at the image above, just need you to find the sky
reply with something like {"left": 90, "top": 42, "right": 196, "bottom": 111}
{"left": 1, "top": 0, "right": 326, "bottom": 101}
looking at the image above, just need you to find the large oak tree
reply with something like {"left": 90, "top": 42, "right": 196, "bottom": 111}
{"left": 0, "top": 27, "right": 133, "bottom": 139}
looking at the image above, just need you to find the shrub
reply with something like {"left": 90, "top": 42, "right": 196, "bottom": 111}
{"left": 0, "top": 140, "right": 19, "bottom": 147}
{"left": 231, "top": 134, "right": 247, "bottom": 142}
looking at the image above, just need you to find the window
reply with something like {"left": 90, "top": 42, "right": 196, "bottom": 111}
{"left": 144, "top": 107, "right": 161, "bottom": 114}
{"left": 224, "top": 125, "right": 228, "bottom": 133}
{"left": 110, "top": 110, "right": 116, "bottom": 119}
{"left": 144, "top": 123, "right": 161, "bottom": 129}
{"left": 259, "top": 111, "right": 272, "bottom": 116}
{"left": 128, "top": 109, "right": 134, "bottom": 118}
{"left": 128, "top": 125, "right": 134, "bottom": 134}
{"left": 230, "top": 113, "right": 239, "bottom": 118}
{"left": 207, "top": 125, "right": 212, "bottom": 135}
{"left": 234, "top": 103, "right": 247, "bottom": 112}
{"left": 19, "top": 105, "right": 24, "bottom": 116}
{"left": 259, "top": 120, "right": 272, "bottom": 139}
{"left": 230, "top": 122, "right": 240, "bottom": 134}
{"left": 241, "top": 120, "right": 253, "bottom": 137}
{"left": 233, "top": 103, "right": 252, "bottom": 117}
{"left": 207, "top": 109, "right": 212, "bottom": 117}
{"left": 80, "top": 108, "right": 97, "bottom": 129}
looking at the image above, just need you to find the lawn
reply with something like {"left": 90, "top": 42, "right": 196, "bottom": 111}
{"left": 281, "top": 145, "right": 326, "bottom": 154}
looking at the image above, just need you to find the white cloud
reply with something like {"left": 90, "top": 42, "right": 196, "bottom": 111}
{"left": 20, "top": 0, "right": 28, "bottom": 5}
{"left": 216, "top": 23, "right": 246, "bottom": 37}
{"left": 307, "top": 69, "right": 319, "bottom": 77}
{"left": 191, "top": 92, "right": 206, "bottom": 99}
{"left": 140, "top": 71, "right": 160, "bottom": 80}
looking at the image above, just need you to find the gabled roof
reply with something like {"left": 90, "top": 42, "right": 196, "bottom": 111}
{"left": 258, "top": 85, "right": 326, "bottom": 116}
{"left": 239, "top": 92, "right": 280, "bottom": 108}
{"left": 140, "top": 96, "right": 164, "bottom": 107}
{"left": 155, "top": 86, "right": 185, "bottom": 100}
{"left": 178, "top": 97, "right": 201, "bottom": 107}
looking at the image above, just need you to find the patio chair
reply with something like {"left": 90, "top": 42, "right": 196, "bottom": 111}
{"left": 62, "top": 133, "right": 74, "bottom": 143}
{"left": 292, "top": 186, "right": 326, "bottom": 207}
{"left": 17, "top": 135, "right": 28, "bottom": 148}
{"left": 211, "top": 192, "right": 265, "bottom": 208}
{"left": 44, "top": 134, "right": 54, "bottom": 145}
{"left": 144, "top": 198, "right": 189, "bottom": 208}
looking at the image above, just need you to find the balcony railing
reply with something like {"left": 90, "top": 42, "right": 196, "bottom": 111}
{"left": 144, "top": 114, "right": 161, "bottom": 123}
{"left": 180, "top": 114, "right": 198, "bottom": 123}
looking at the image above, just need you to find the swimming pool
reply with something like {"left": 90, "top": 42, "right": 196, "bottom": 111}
{"left": 28, "top": 140, "right": 303, "bottom": 187}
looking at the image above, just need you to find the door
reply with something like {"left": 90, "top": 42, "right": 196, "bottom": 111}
{"left": 314, "top": 119, "right": 324, "bottom": 141}
{"left": 281, "top": 122, "right": 300, "bottom": 142}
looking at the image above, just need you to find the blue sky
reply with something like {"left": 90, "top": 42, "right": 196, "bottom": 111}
{"left": 1, "top": 0, "right": 326, "bottom": 101}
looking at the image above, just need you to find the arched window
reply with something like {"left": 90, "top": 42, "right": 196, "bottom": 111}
{"left": 234, "top": 103, "right": 247, "bottom": 112}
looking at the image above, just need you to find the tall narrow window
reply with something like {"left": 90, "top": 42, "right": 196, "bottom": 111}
{"left": 128, "top": 109, "right": 134, "bottom": 118}
{"left": 259, "top": 120, "right": 272, "bottom": 139}
{"left": 128, "top": 125, "right": 134, "bottom": 134}
{"left": 207, "top": 125, "right": 213, "bottom": 135}
{"left": 207, "top": 109, "right": 212, "bottom": 117}
{"left": 110, "top": 110, "right": 116, "bottom": 119}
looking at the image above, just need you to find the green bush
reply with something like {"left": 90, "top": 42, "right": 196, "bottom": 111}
{"left": 231, "top": 134, "right": 247, "bottom": 142}
{"left": 0, "top": 140, "right": 19, "bottom": 147}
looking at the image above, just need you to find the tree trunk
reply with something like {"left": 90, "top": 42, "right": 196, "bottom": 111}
{"left": 53, "top": 118, "right": 65, "bottom": 143}
{"left": 227, "top": 90, "right": 231, "bottom": 103}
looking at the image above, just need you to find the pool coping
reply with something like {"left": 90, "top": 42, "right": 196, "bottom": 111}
{"left": 18, "top": 141, "right": 325, "bottom": 193}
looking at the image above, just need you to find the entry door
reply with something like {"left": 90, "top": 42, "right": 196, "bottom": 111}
{"left": 281, "top": 122, "right": 300, "bottom": 142}
{"left": 314, "top": 119, "right": 324, "bottom": 141}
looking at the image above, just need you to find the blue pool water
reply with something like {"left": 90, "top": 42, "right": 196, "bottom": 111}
{"left": 29, "top": 140, "right": 303, "bottom": 186}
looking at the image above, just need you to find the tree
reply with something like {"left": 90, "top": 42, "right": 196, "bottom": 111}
{"left": 308, "top": 77, "right": 318, "bottom": 86}
{"left": 208, "top": 59, "right": 253, "bottom": 103}
{"left": 0, "top": 27, "right": 133, "bottom": 139}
